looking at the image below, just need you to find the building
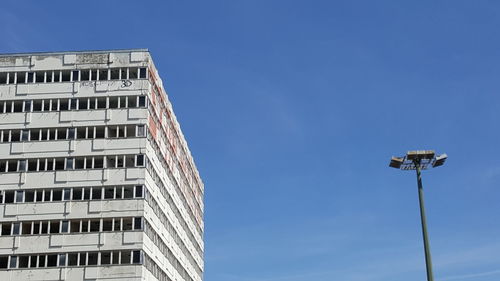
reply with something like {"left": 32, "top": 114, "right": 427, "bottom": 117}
{"left": 0, "top": 49, "right": 204, "bottom": 281}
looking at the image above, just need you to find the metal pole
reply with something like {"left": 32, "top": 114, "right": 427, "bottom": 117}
{"left": 414, "top": 160, "right": 434, "bottom": 281}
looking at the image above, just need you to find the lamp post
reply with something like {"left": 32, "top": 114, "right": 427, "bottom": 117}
{"left": 389, "top": 150, "right": 447, "bottom": 281}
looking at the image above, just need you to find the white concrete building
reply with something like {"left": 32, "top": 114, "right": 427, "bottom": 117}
{"left": 0, "top": 49, "right": 204, "bottom": 281}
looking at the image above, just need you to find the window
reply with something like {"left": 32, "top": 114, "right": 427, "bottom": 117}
{"left": 49, "top": 221, "right": 59, "bottom": 234}
{"left": 113, "top": 219, "right": 121, "bottom": 231}
{"left": 12, "top": 223, "right": 20, "bottom": 235}
{"left": 129, "top": 68, "right": 138, "bottom": 79}
{"left": 89, "top": 220, "right": 100, "bottom": 232}
{"left": 58, "top": 254, "right": 66, "bottom": 266}
{"left": 72, "top": 70, "right": 79, "bottom": 82}
{"left": 52, "top": 190, "right": 62, "bottom": 201}
{"left": 121, "top": 251, "right": 130, "bottom": 264}
{"left": 138, "top": 96, "right": 146, "bottom": 107}
{"left": 9, "top": 256, "right": 17, "bottom": 269}
{"left": 67, "top": 128, "right": 75, "bottom": 139}
{"left": 25, "top": 190, "right": 35, "bottom": 202}
{"left": 19, "top": 256, "right": 29, "bottom": 268}
{"left": 38, "top": 255, "right": 46, "bottom": 267}
{"left": 136, "top": 154, "right": 145, "bottom": 167}
{"left": 132, "top": 251, "right": 141, "bottom": 264}
{"left": 123, "top": 187, "right": 133, "bottom": 199}
{"left": 24, "top": 100, "right": 31, "bottom": 112}
{"left": 18, "top": 159, "right": 27, "bottom": 172}
{"left": 15, "top": 190, "right": 24, "bottom": 203}
{"left": 47, "top": 254, "right": 57, "bottom": 267}
{"left": 135, "top": 186, "right": 143, "bottom": 198}
{"left": 78, "top": 253, "right": 86, "bottom": 266}
{"left": 68, "top": 253, "right": 78, "bottom": 266}
{"left": 29, "top": 255, "right": 37, "bottom": 268}
{"left": 104, "top": 188, "right": 114, "bottom": 199}
{"left": 61, "top": 71, "right": 71, "bottom": 82}
{"left": 70, "top": 221, "right": 80, "bottom": 233}
{"left": 133, "top": 217, "right": 142, "bottom": 230}
{"left": 55, "top": 158, "right": 64, "bottom": 170}
{"left": 63, "top": 189, "right": 71, "bottom": 201}
{"left": 1, "top": 223, "right": 11, "bottom": 236}
{"left": 66, "top": 158, "right": 74, "bottom": 170}
{"left": 137, "top": 125, "right": 145, "bottom": 137}
{"left": 101, "top": 252, "right": 111, "bottom": 265}
{"left": 72, "top": 188, "right": 82, "bottom": 200}
{"left": 21, "top": 130, "right": 29, "bottom": 141}
{"left": 87, "top": 252, "right": 98, "bottom": 265}
{"left": 27, "top": 72, "right": 34, "bottom": 83}
{"left": 61, "top": 221, "right": 69, "bottom": 233}
{"left": 5, "top": 190, "right": 15, "bottom": 203}
{"left": 112, "top": 252, "right": 119, "bottom": 265}
{"left": 139, "top": 68, "right": 147, "bottom": 79}
{"left": 0, "top": 257, "right": 7, "bottom": 269}
{"left": 91, "top": 187, "right": 102, "bottom": 200}
{"left": 22, "top": 222, "right": 31, "bottom": 235}
{"left": 41, "top": 221, "right": 49, "bottom": 234}
{"left": 122, "top": 218, "right": 133, "bottom": 231}
{"left": 102, "top": 219, "right": 112, "bottom": 231}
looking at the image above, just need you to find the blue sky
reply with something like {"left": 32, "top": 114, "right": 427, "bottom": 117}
{"left": 1, "top": 1, "right": 500, "bottom": 281}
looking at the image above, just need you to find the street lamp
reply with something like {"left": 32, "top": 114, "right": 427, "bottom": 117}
{"left": 389, "top": 150, "right": 447, "bottom": 281}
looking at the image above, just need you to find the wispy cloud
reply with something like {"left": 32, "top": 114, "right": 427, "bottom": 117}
{"left": 440, "top": 269, "right": 500, "bottom": 281}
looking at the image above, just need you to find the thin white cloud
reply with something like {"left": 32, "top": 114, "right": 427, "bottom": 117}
{"left": 439, "top": 269, "right": 500, "bottom": 281}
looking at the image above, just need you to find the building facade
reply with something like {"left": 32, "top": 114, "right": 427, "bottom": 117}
{"left": 0, "top": 49, "right": 204, "bottom": 281}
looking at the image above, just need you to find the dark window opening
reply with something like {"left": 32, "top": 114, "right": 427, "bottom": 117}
{"left": 101, "top": 252, "right": 111, "bottom": 265}
{"left": 19, "top": 256, "right": 29, "bottom": 268}
{"left": 2, "top": 223, "right": 12, "bottom": 236}
{"left": 94, "top": 157, "right": 104, "bottom": 169}
{"left": 81, "top": 69, "right": 90, "bottom": 81}
{"left": 102, "top": 219, "right": 113, "bottom": 231}
{"left": 52, "top": 189, "right": 62, "bottom": 201}
{"left": 121, "top": 251, "right": 131, "bottom": 264}
{"left": 87, "top": 252, "right": 98, "bottom": 265}
{"left": 72, "top": 70, "right": 79, "bottom": 82}
{"left": 72, "top": 188, "right": 82, "bottom": 200}
{"left": 139, "top": 68, "right": 147, "bottom": 79}
{"left": 123, "top": 187, "right": 133, "bottom": 199}
{"left": 47, "top": 254, "right": 57, "bottom": 267}
{"left": 61, "top": 71, "right": 71, "bottom": 82}
{"left": 5, "top": 191, "right": 15, "bottom": 203}
{"left": 135, "top": 185, "right": 143, "bottom": 198}
{"left": 68, "top": 253, "right": 78, "bottom": 266}
{"left": 132, "top": 251, "right": 141, "bottom": 264}
{"left": 138, "top": 96, "right": 146, "bottom": 107}
{"left": 49, "top": 221, "right": 59, "bottom": 234}
{"left": 0, "top": 257, "right": 7, "bottom": 268}
{"left": 91, "top": 187, "right": 102, "bottom": 200}
{"left": 38, "top": 255, "right": 46, "bottom": 267}
{"left": 22, "top": 222, "right": 31, "bottom": 235}
{"left": 99, "top": 69, "right": 108, "bottom": 81}
{"left": 29, "top": 255, "right": 37, "bottom": 268}
{"left": 122, "top": 218, "right": 133, "bottom": 231}
{"left": 110, "top": 68, "right": 120, "bottom": 80}
{"left": 25, "top": 190, "right": 35, "bottom": 202}
{"left": 134, "top": 217, "right": 142, "bottom": 230}
{"left": 95, "top": 127, "right": 105, "bottom": 139}
{"left": 70, "top": 221, "right": 79, "bottom": 233}
{"left": 109, "top": 97, "right": 118, "bottom": 109}
{"left": 55, "top": 158, "right": 64, "bottom": 170}
{"left": 129, "top": 68, "right": 138, "bottom": 79}
{"left": 104, "top": 188, "right": 114, "bottom": 199}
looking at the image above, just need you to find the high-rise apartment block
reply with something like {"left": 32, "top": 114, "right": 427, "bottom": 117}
{"left": 0, "top": 49, "right": 204, "bottom": 281}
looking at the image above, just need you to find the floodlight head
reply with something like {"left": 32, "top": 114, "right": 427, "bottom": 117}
{"left": 432, "top": 153, "right": 447, "bottom": 167}
{"left": 406, "top": 150, "right": 435, "bottom": 161}
{"left": 389, "top": 156, "right": 404, "bottom": 169}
